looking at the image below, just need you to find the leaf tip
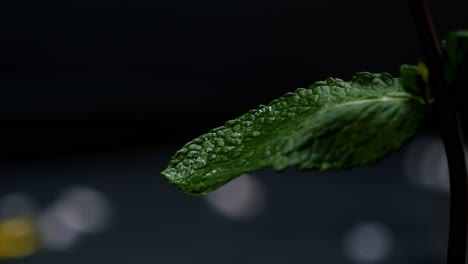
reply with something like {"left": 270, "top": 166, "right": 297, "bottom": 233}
{"left": 161, "top": 167, "right": 212, "bottom": 196}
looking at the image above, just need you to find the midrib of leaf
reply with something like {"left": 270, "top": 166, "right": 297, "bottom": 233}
{"left": 329, "top": 94, "right": 422, "bottom": 107}
{"left": 249, "top": 94, "right": 419, "bottom": 148}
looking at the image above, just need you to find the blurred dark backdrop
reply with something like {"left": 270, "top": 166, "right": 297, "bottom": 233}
{"left": 1, "top": 0, "right": 467, "bottom": 263}
{"left": 2, "top": 0, "right": 466, "bottom": 159}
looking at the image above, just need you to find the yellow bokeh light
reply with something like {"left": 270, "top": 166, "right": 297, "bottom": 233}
{"left": 0, "top": 217, "right": 39, "bottom": 259}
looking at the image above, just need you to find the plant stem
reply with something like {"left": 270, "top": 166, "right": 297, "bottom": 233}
{"left": 409, "top": 0, "right": 468, "bottom": 263}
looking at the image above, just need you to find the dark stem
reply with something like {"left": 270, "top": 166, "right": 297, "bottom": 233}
{"left": 409, "top": 0, "right": 468, "bottom": 263}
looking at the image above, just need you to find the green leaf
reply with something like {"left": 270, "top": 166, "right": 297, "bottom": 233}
{"left": 400, "top": 63, "right": 431, "bottom": 103}
{"left": 162, "top": 70, "right": 428, "bottom": 195}
{"left": 444, "top": 30, "right": 468, "bottom": 83}
{"left": 400, "top": 64, "right": 420, "bottom": 95}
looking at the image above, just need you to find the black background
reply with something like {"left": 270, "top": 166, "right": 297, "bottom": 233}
{"left": 2, "top": 0, "right": 466, "bottom": 159}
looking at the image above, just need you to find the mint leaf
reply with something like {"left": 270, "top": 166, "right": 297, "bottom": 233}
{"left": 162, "top": 71, "right": 428, "bottom": 195}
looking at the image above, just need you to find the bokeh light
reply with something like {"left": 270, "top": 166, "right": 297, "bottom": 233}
{"left": 0, "top": 193, "right": 37, "bottom": 220}
{"left": 37, "top": 209, "right": 81, "bottom": 251}
{"left": 342, "top": 221, "right": 394, "bottom": 263}
{"left": 403, "top": 135, "right": 452, "bottom": 193}
{"left": 52, "top": 186, "right": 112, "bottom": 234}
{"left": 205, "top": 174, "right": 266, "bottom": 221}
{"left": 37, "top": 185, "right": 112, "bottom": 251}
{"left": 0, "top": 217, "right": 38, "bottom": 258}
{"left": 0, "top": 193, "right": 39, "bottom": 258}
